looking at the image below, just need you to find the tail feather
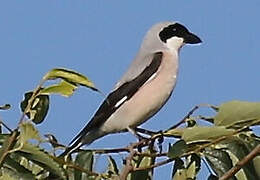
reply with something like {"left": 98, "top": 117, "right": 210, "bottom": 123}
{"left": 59, "top": 137, "right": 83, "bottom": 157}
{"left": 60, "top": 129, "right": 106, "bottom": 157}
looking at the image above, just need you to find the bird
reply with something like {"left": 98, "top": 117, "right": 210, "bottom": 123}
{"left": 64, "top": 21, "right": 202, "bottom": 154}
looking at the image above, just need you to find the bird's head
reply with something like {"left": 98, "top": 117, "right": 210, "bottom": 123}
{"left": 141, "top": 22, "right": 202, "bottom": 53}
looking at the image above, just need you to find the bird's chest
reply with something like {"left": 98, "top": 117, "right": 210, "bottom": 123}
{"left": 101, "top": 51, "right": 179, "bottom": 132}
{"left": 141, "top": 51, "right": 179, "bottom": 109}
{"left": 122, "top": 51, "right": 179, "bottom": 126}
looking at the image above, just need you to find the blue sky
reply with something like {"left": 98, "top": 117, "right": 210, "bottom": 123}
{"left": 1, "top": 1, "right": 260, "bottom": 179}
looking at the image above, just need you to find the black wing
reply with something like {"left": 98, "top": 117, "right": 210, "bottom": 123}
{"left": 69, "top": 52, "right": 163, "bottom": 145}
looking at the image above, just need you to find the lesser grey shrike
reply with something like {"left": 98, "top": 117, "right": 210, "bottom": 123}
{"left": 65, "top": 21, "right": 202, "bottom": 154}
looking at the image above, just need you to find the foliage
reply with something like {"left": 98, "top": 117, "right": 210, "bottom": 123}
{"left": 0, "top": 68, "right": 259, "bottom": 180}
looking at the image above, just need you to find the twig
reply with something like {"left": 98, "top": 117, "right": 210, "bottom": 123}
{"left": 19, "top": 79, "right": 46, "bottom": 124}
{"left": 135, "top": 151, "right": 167, "bottom": 158}
{"left": 129, "top": 121, "right": 255, "bottom": 173}
{"left": 168, "top": 105, "right": 199, "bottom": 130}
{"left": 0, "top": 120, "right": 13, "bottom": 133}
{"left": 0, "top": 129, "right": 19, "bottom": 167}
{"left": 133, "top": 158, "right": 174, "bottom": 172}
{"left": 168, "top": 103, "right": 217, "bottom": 130}
{"left": 135, "top": 127, "right": 159, "bottom": 136}
{"left": 219, "top": 145, "right": 260, "bottom": 180}
{"left": 93, "top": 147, "right": 130, "bottom": 154}
{"left": 119, "top": 145, "right": 136, "bottom": 180}
{"left": 52, "top": 155, "right": 101, "bottom": 177}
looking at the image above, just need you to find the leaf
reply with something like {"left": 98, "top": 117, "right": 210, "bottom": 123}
{"left": 235, "top": 132, "right": 260, "bottom": 178}
{"left": 181, "top": 126, "right": 235, "bottom": 144}
{"left": 0, "top": 131, "right": 18, "bottom": 163}
{"left": 221, "top": 137, "right": 260, "bottom": 179}
{"left": 74, "top": 151, "right": 94, "bottom": 180}
{"left": 214, "top": 101, "right": 260, "bottom": 127}
{"left": 129, "top": 150, "right": 155, "bottom": 180}
{"left": 0, "top": 167, "right": 24, "bottom": 180}
{"left": 207, "top": 174, "right": 219, "bottom": 180}
{"left": 168, "top": 140, "right": 188, "bottom": 159}
{"left": 18, "top": 122, "right": 42, "bottom": 144}
{"left": 4, "top": 156, "right": 35, "bottom": 179}
{"left": 0, "top": 134, "right": 10, "bottom": 145}
{"left": 44, "top": 134, "right": 62, "bottom": 149}
{"left": 171, "top": 159, "right": 189, "bottom": 180}
{"left": 171, "top": 155, "right": 200, "bottom": 180}
{"left": 107, "top": 155, "right": 119, "bottom": 176}
{"left": 0, "top": 104, "right": 11, "bottom": 110}
{"left": 189, "top": 154, "right": 201, "bottom": 174}
{"left": 163, "top": 128, "right": 184, "bottom": 137}
{"left": 172, "top": 169, "right": 187, "bottom": 180}
{"left": 205, "top": 132, "right": 260, "bottom": 179}
{"left": 186, "top": 161, "right": 196, "bottom": 179}
{"left": 171, "top": 158, "right": 185, "bottom": 179}
{"left": 204, "top": 148, "right": 234, "bottom": 179}
{"left": 40, "top": 80, "right": 77, "bottom": 97}
{"left": 16, "top": 142, "right": 67, "bottom": 179}
{"left": 43, "top": 68, "right": 98, "bottom": 91}
{"left": 20, "top": 91, "right": 49, "bottom": 124}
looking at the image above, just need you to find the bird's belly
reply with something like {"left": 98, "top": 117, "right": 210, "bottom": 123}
{"left": 102, "top": 76, "right": 176, "bottom": 133}
{"left": 101, "top": 51, "right": 178, "bottom": 133}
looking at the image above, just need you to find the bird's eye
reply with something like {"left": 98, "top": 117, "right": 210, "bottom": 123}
{"left": 172, "top": 28, "right": 177, "bottom": 32}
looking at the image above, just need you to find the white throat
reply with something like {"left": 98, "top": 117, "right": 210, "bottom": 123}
{"left": 166, "top": 37, "right": 184, "bottom": 52}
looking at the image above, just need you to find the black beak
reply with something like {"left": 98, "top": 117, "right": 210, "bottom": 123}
{"left": 184, "top": 32, "right": 202, "bottom": 44}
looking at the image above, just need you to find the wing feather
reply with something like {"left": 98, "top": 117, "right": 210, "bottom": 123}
{"left": 69, "top": 52, "right": 163, "bottom": 145}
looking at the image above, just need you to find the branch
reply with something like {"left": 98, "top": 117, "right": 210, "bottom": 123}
{"left": 52, "top": 155, "right": 101, "bottom": 177}
{"left": 119, "top": 145, "right": 136, "bottom": 180}
{"left": 19, "top": 78, "right": 46, "bottom": 124}
{"left": 0, "top": 120, "right": 13, "bottom": 133}
{"left": 168, "top": 103, "right": 217, "bottom": 130}
{"left": 168, "top": 105, "right": 200, "bottom": 130}
{"left": 133, "top": 158, "right": 174, "bottom": 172}
{"left": 93, "top": 147, "right": 130, "bottom": 154}
{"left": 129, "top": 123, "right": 255, "bottom": 173}
{"left": 219, "top": 144, "right": 260, "bottom": 180}
{"left": 0, "top": 129, "right": 19, "bottom": 166}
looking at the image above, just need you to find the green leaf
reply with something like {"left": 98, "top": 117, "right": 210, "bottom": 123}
{"left": 204, "top": 132, "right": 260, "bottom": 179}
{"left": 171, "top": 155, "right": 200, "bottom": 180}
{"left": 129, "top": 150, "right": 155, "bottom": 180}
{"left": 16, "top": 142, "right": 67, "bottom": 179}
{"left": 0, "top": 104, "right": 11, "bottom": 110}
{"left": 171, "top": 159, "right": 189, "bottom": 180}
{"left": 168, "top": 140, "right": 188, "bottom": 159}
{"left": 237, "top": 133, "right": 260, "bottom": 178}
{"left": 20, "top": 91, "right": 49, "bottom": 124}
{"left": 0, "top": 134, "right": 10, "bottom": 145}
{"left": 163, "top": 128, "right": 184, "bottom": 137}
{"left": 0, "top": 131, "right": 18, "bottom": 164}
{"left": 74, "top": 151, "right": 94, "bottom": 180}
{"left": 186, "top": 161, "right": 196, "bottom": 179}
{"left": 40, "top": 80, "right": 77, "bottom": 97}
{"left": 181, "top": 126, "right": 235, "bottom": 144}
{"left": 204, "top": 148, "right": 234, "bottom": 179}
{"left": 252, "top": 154, "right": 260, "bottom": 179}
{"left": 214, "top": 101, "right": 260, "bottom": 127}
{"left": 43, "top": 68, "right": 98, "bottom": 91}
{"left": 207, "top": 174, "right": 219, "bottom": 180}
{"left": 4, "top": 156, "right": 35, "bottom": 179}
{"left": 18, "top": 122, "right": 42, "bottom": 144}
{"left": 189, "top": 154, "right": 201, "bottom": 174}
{"left": 0, "top": 167, "right": 24, "bottom": 180}
{"left": 172, "top": 169, "right": 187, "bottom": 180}
{"left": 106, "top": 155, "right": 119, "bottom": 176}
{"left": 221, "top": 137, "right": 259, "bottom": 179}
{"left": 172, "top": 158, "right": 184, "bottom": 179}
